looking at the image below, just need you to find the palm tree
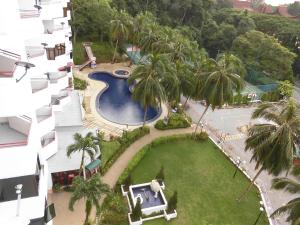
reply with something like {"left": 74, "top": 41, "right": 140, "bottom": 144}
{"left": 69, "top": 173, "right": 110, "bottom": 225}
{"left": 110, "top": 17, "right": 129, "bottom": 63}
{"left": 237, "top": 99, "right": 300, "bottom": 201}
{"left": 193, "top": 53, "right": 245, "bottom": 134}
{"left": 128, "top": 54, "right": 167, "bottom": 126}
{"left": 67, "top": 132, "right": 100, "bottom": 180}
{"left": 271, "top": 165, "right": 300, "bottom": 225}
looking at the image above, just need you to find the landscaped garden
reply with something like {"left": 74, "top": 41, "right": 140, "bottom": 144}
{"left": 116, "top": 136, "right": 269, "bottom": 225}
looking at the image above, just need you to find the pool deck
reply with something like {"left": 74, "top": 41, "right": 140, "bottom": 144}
{"left": 73, "top": 63, "right": 168, "bottom": 136}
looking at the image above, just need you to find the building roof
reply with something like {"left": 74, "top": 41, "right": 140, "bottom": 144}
{"left": 233, "top": 0, "right": 254, "bottom": 11}
{"left": 276, "top": 5, "right": 293, "bottom": 17}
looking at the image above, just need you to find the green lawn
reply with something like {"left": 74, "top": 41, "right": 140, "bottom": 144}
{"left": 101, "top": 140, "right": 120, "bottom": 167}
{"left": 129, "top": 139, "right": 269, "bottom": 225}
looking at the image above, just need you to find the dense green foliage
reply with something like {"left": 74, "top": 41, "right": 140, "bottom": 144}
{"left": 73, "top": 77, "right": 88, "bottom": 90}
{"left": 131, "top": 199, "right": 142, "bottom": 221}
{"left": 101, "top": 126, "right": 150, "bottom": 174}
{"left": 288, "top": 1, "right": 300, "bottom": 16}
{"left": 117, "top": 136, "right": 268, "bottom": 224}
{"left": 232, "top": 30, "right": 296, "bottom": 81}
{"left": 154, "top": 113, "right": 191, "bottom": 130}
{"left": 100, "top": 193, "right": 128, "bottom": 225}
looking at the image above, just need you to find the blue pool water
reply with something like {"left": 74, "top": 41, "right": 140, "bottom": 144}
{"left": 89, "top": 72, "right": 160, "bottom": 125}
{"left": 132, "top": 185, "right": 165, "bottom": 209}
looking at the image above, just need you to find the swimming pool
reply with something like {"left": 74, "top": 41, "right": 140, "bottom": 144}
{"left": 89, "top": 72, "right": 160, "bottom": 125}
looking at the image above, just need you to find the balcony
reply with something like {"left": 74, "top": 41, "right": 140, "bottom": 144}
{"left": 0, "top": 49, "right": 21, "bottom": 77}
{"left": 48, "top": 72, "right": 68, "bottom": 94}
{"left": 0, "top": 116, "right": 31, "bottom": 149}
{"left": 40, "top": 131, "right": 57, "bottom": 159}
{"left": 36, "top": 106, "right": 55, "bottom": 134}
{"left": 31, "top": 78, "right": 51, "bottom": 108}
{"left": 51, "top": 89, "right": 70, "bottom": 111}
{"left": 26, "top": 46, "right": 45, "bottom": 59}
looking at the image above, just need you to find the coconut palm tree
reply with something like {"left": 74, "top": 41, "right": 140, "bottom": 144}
{"left": 110, "top": 16, "right": 129, "bottom": 63}
{"left": 271, "top": 165, "right": 300, "bottom": 225}
{"left": 237, "top": 99, "right": 300, "bottom": 201}
{"left": 193, "top": 53, "right": 245, "bottom": 134}
{"left": 128, "top": 54, "right": 167, "bottom": 126}
{"left": 69, "top": 173, "right": 110, "bottom": 225}
{"left": 67, "top": 132, "right": 99, "bottom": 180}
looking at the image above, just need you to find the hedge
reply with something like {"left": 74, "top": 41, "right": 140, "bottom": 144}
{"left": 117, "top": 133, "right": 208, "bottom": 185}
{"left": 101, "top": 126, "right": 150, "bottom": 174}
{"left": 154, "top": 113, "right": 192, "bottom": 130}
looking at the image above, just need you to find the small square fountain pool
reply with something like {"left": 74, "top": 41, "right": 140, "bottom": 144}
{"left": 129, "top": 182, "right": 168, "bottom": 215}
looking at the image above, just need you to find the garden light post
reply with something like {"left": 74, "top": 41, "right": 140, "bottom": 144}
{"left": 15, "top": 184, "right": 23, "bottom": 217}
{"left": 233, "top": 157, "right": 246, "bottom": 178}
{"left": 253, "top": 201, "right": 264, "bottom": 225}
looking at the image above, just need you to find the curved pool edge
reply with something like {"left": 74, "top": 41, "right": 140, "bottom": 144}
{"left": 88, "top": 71, "right": 164, "bottom": 126}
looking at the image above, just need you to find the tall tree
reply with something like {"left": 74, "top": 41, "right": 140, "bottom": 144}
{"left": 193, "top": 53, "right": 245, "bottom": 134}
{"left": 238, "top": 99, "right": 300, "bottom": 201}
{"left": 110, "top": 14, "right": 129, "bottom": 63}
{"left": 271, "top": 165, "right": 300, "bottom": 225}
{"left": 288, "top": 1, "right": 300, "bottom": 16}
{"left": 128, "top": 54, "right": 167, "bottom": 126}
{"left": 69, "top": 174, "right": 110, "bottom": 225}
{"left": 67, "top": 132, "right": 100, "bottom": 180}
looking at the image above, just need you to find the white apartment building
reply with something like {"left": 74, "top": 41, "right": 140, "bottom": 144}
{"left": 0, "top": 0, "right": 73, "bottom": 224}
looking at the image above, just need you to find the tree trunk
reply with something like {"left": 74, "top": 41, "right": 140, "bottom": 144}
{"left": 143, "top": 106, "right": 148, "bottom": 127}
{"left": 80, "top": 150, "right": 86, "bottom": 180}
{"left": 112, "top": 39, "right": 119, "bottom": 63}
{"left": 194, "top": 104, "right": 209, "bottom": 135}
{"left": 183, "top": 96, "right": 190, "bottom": 109}
{"left": 237, "top": 167, "right": 264, "bottom": 202}
{"left": 180, "top": 8, "right": 188, "bottom": 25}
{"left": 84, "top": 200, "right": 92, "bottom": 225}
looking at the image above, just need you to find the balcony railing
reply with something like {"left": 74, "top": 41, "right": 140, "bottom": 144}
{"left": 41, "top": 131, "right": 55, "bottom": 148}
{"left": 36, "top": 106, "right": 52, "bottom": 122}
{"left": 31, "top": 78, "right": 49, "bottom": 93}
{"left": 26, "top": 46, "right": 45, "bottom": 59}
{"left": 48, "top": 72, "right": 67, "bottom": 83}
{"left": 20, "top": 9, "right": 40, "bottom": 19}
{"left": 0, "top": 49, "right": 21, "bottom": 77}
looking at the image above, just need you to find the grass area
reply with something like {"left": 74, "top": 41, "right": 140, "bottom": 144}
{"left": 128, "top": 139, "right": 268, "bottom": 225}
{"left": 101, "top": 141, "right": 120, "bottom": 167}
{"left": 73, "top": 40, "right": 118, "bottom": 64}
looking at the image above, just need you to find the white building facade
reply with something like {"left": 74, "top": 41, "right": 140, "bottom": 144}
{"left": 0, "top": 0, "right": 72, "bottom": 224}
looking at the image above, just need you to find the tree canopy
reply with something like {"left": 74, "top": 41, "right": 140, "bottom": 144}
{"left": 232, "top": 30, "right": 296, "bottom": 81}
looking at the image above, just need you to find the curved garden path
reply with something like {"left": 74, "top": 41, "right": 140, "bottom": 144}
{"left": 102, "top": 127, "right": 194, "bottom": 188}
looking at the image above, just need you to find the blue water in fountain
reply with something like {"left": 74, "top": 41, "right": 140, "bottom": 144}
{"left": 132, "top": 185, "right": 165, "bottom": 209}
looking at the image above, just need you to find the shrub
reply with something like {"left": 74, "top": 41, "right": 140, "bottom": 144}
{"left": 155, "top": 113, "right": 191, "bottom": 130}
{"left": 155, "top": 166, "right": 165, "bottom": 182}
{"left": 194, "top": 132, "right": 209, "bottom": 141}
{"left": 167, "top": 191, "right": 178, "bottom": 213}
{"left": 131, "top": 199, "right": 142, "bottom": 221}
{"left": 73, "top": 77, "right": 88, "bottom": 90}
{"left": 101, "top": 126, "right": 150, "bottom": 174}
{"left": 261, "top": 89, "right": 281, "bottom": 102}
{"left": 101, "top": 193, "right": 128, "bottom": 225}
{"left": 52, "top": 183, "right": 62, "bottom": 192}
{"left": 123, "top": 174, "right": 133, "bottom": 191}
